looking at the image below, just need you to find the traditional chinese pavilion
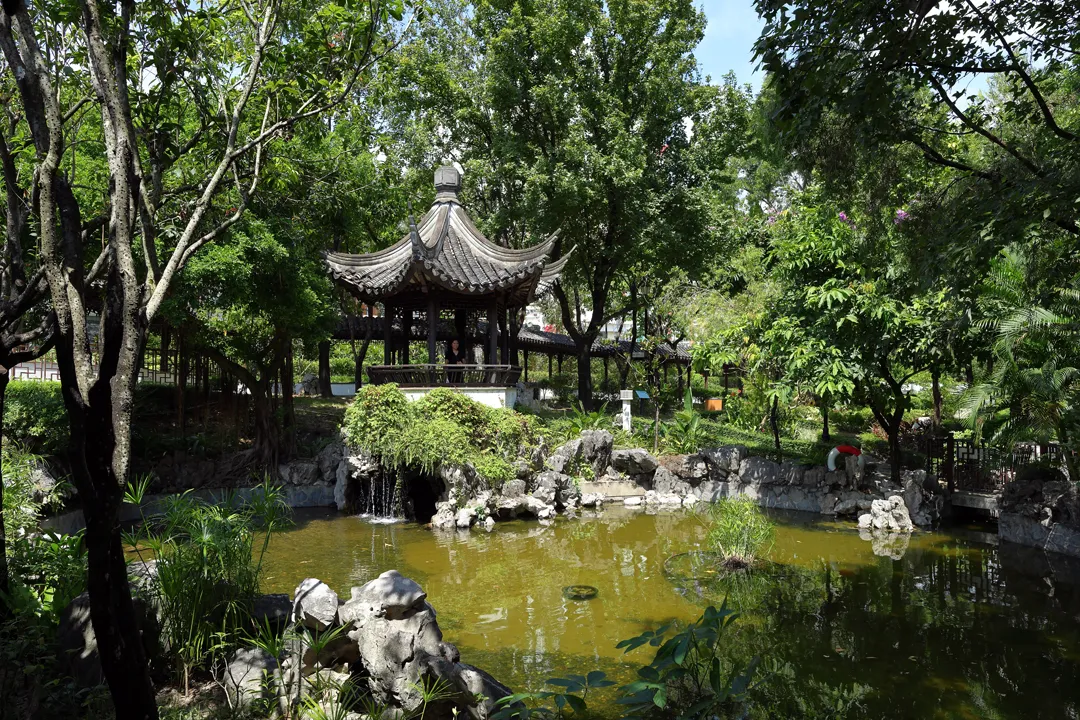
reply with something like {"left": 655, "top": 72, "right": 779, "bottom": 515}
{"left": 325, "top": 166, "right": 571, "bottom": 407}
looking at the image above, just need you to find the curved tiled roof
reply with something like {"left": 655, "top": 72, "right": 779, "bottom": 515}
{"left": 326, "top": 167, "right": 569, "bottom": 302}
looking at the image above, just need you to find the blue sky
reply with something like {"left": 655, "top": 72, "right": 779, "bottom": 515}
{"left": 696, "top": 0, "right": 765, "bottom": 87}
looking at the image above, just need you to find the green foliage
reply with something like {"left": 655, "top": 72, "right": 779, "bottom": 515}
{"left": 566, "top": 401, "right": 611, "bottom": 439}
{"left": 3, "top": 381, "right": 68, "bottom": 455}
{"left": 493, "top": 671, "right": 614, "bottom": 719}
{"left": 617, "top": 603, "right": 760, "bottom": 718}
{"left": 342, "top": 383, "right": 411, "bottom": 459}
{"left": 963, "top": 247, "right": 1080, "bottom": 480}
{"left": 2, "top": 444, "right": 85, "bottom": 621}
{"left": 343, "top": 385, "right": 534, "bottom": 481}
{"left": 664, "top": 390, "right": 708, "bottom": 454}
{"left": 124, "top": 480, "right": 292, "bottom": 688}
{"left": 701, "top": 497, "right": 776, "bottom": 570}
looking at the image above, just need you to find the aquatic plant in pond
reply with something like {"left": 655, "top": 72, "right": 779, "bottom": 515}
{"left": 701, "top": 497, "right": 776, "bottom": 570}
{"left": 124, "top": 478, "right": 292, "bottom": 692}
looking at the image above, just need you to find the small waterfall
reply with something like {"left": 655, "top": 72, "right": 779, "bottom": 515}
{"left": 356, "top": 471, "right": 404, "bottom": 523}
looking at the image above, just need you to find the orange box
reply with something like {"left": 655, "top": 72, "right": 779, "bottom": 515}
{"left": 705, "top": 398, "right": 723, "bottom": 412}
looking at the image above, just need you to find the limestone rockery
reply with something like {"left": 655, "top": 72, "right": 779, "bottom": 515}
{"left": 332, "top": 429, "right": 944, "bottom": 532}
{"left": 226, "top": 571, "right": 511, "bottom": 718}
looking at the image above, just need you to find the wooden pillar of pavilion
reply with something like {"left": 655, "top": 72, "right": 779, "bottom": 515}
{"left": 548, "top": 354, "right": 553, "bottom": 378}
{"left": 524, "top": 350, "right": 529, "bottom": 382}
{"left": 487, "top": 299, "right": 498, "bottom": 364}
{"left": 383, "top": 303, "right": 394, "bottom": 365}
{"left": 499, "top": 307, "right": 509, "bottom": 364}
{"left": 455, "top": 308, "right": 468, "bottom": 358}
{"left": 427, "top": 298, "right": 438, "bottom": 364}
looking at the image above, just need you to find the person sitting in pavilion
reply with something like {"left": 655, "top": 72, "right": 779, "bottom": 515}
{"left": 446, "top": 338, "right": 468, "bottom": 383}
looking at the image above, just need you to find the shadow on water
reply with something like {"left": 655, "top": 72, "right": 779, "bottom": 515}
{"left": 260, "top": 506, "right": 1080, "bottom": 719}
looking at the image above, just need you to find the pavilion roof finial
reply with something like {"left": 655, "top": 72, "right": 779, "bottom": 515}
{"left": 434, "top": 165, "right": 461, "bottom": 201}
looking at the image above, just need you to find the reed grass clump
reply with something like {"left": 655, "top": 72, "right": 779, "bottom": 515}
{"left": 701, "top": 496, "right": 775, "bottom": 570}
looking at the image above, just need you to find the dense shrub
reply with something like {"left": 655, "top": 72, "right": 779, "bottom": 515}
{"left": 342, "top": 385, "right": 533, "bottom": 485}
{"left": 3, "top": 381, "right": 67, "bottom": 455}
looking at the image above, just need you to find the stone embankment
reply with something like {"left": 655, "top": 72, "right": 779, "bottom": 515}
{"left": 332, "top": 429, "right": 944, "bottom": 533}
{"left": 999, "top": 466, "right": 1080, "bottom": 559}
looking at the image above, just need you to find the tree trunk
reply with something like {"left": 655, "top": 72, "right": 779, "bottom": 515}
{"left": 250, "top": 386, "right": 279, "bottom": 467}
{"left": 318, "top": 340, "right": 332, "bottom": 398}
{"left": 770, "top": 395, "right": 782, "bottom": 463}
{"left": 282, "top": 343, "right": 295, "bottom": 459}
{"left": 0, "top": 371, "right": 9, "bottom": 618}
{"left": 821, "top": 399, "right": 830, "bottom": 443}
{"left": 66, "top": 394, "right": 158, "bottom": 720}
{"left": 576, "top": 341, "right": 594, "bottom": 410}
{"left": 931, "top": 369, "right": 943, "bottom": 429}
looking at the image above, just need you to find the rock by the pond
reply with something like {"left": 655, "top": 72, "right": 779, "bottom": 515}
{"left": 652, "top": 466, "right": 691, "bottom": 497}
{"left": 702, "top": 445, "right": 747, "bottom": 474}
{"left": 342, "top": 573, "right": 505, "bottom": 715}
{"left": 546, "top": 439, "right": 583, "bottom": 473}
{"left": 483, "top": 516, "right": 496, "bottom": 532}
{"left": 902, "top": 470, "right": 942, "bottom": 527}
{"left": 660, "top": 454, "right": 708, "bottom": 482}
{"left": 431, "top": 501, "right": 457, "bottom": 530}
{"left": 579, "top": 429, "right": 614, "bottom": 472}
{"left": 858, "top": 495, "right": 914, "bottom": 533}
{"left": 225, "top": 647, "right": 278, "bottom": 708}
{"left": 252, "top": 593, "right": 293, "bottom": 632}
{"left": 292, "top": 578, "right": 340, "bottom": 630}
{"left": 580, "top": 492, "right": 604, "bottom": 508}
{"left": 610, "top": 448, "right": 658, "bottom": 475}
{"left": 341, "top": 570, "right": 428, "bottom": 622}
{"left": 624, "top": 496, "right": 644, "bottom": 507}
{"left": 456, "top": 507, "right": 477, "bottom": 529}
{"left": 459, "top": 663, "right": 515, "bottom": 718}
{"left": 737, "top": 455, "right": 782, "bottom": 486}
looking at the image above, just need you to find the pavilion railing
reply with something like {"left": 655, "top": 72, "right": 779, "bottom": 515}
{"left": 366, "top": 364, "right": 522, "bottom": 388}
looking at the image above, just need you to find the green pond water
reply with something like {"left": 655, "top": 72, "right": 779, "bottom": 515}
{"left": 260, "top": 507, "right": 1080, "bottom": 718}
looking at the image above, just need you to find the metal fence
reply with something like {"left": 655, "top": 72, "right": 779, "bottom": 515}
{"left": 919, "top": 434, "right": 1068, "bottom": 493}
{"left": 7, "top": 345, "right": 219, "bottom": 387}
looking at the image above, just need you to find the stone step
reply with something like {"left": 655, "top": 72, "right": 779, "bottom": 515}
{"left": 580, "top": 480, "right": 643, "bottom": 498}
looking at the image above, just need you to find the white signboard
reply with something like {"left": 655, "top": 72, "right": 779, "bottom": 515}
{"left": 621, "top": 389, "right": 633, "bottom": 432}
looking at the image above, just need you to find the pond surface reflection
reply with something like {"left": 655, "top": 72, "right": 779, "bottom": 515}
{"left": 261, "top": 507, "right": 1080, "bottom": 718}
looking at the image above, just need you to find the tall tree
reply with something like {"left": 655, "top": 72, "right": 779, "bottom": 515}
{"left": 383, "top": 0, "right": 730, "bottom": 407}
{"left": 754, "top": 0, "right": 1080, "bottom": 246}
{"left": 0, "top": 84, "right": 55, "bottom": 618}
{"left": 0, "top": 0, "right": 405, "bottom": 715}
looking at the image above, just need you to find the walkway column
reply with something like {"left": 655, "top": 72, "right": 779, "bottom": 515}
{"left": 427, "top": 298, "right": 438, "bottom": 364}
{"left": 499, "top": 307, "right": 509, "bottom": 365}
{"left": 383, "top": 303, "right": 394, "bottom": 365}
{"left": 524, "top": 350, "right": 529, "bottom": 382}
{"left": 487, "top": 299, "right": 498, "bottom": 364}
